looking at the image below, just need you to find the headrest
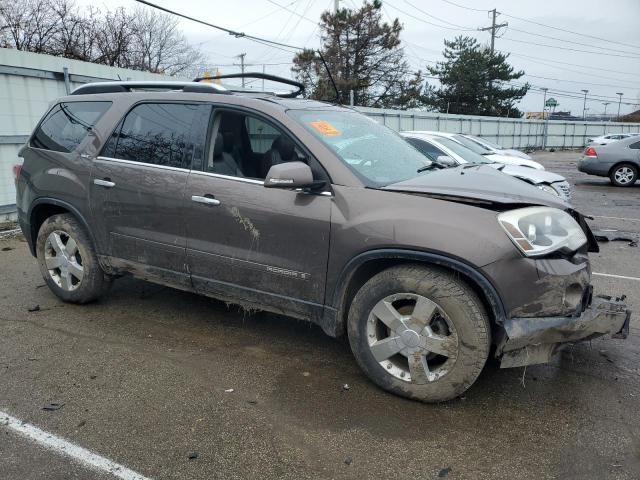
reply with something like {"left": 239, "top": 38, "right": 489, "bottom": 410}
{"left": 272, "top": 135, "right": 295, "bottom": 160}
{"left": 214, "top": 133, "right": 223, "bottom": 156}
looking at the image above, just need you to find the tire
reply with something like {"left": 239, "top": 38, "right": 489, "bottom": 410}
{"left": 347, "top": 265, "right": 490, "bottom": 403}
{"left": 36, "top": 213, "right": 111, "bottom": 303}
{"left": 609, "top": 163, "right": 638, "bottom": 187}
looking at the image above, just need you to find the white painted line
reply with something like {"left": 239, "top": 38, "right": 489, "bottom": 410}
{"left": 0, "top": 228, "right": 21, "bottom": 237}
{"left": 0, "top": 411, "right": 152, "bottom": 480}
{"left": 591, "top": 215, "right": 640, "bottom": 222}
{"left": 593, "top": 272, "right": 640, "bottom": 282}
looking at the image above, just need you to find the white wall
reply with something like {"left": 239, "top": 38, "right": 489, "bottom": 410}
{"left": 0, "top": 48, "right": 187, "bottom": 210}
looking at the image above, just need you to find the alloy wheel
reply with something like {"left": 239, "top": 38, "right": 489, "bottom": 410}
{"left": 44, "top": 230, "right": 84, "bottom": 291}
{"left": 614, "top": 166, "right": 635, "bottom": 185}
{"left": 366, "top": 293, "right": 458, "bottom": 384}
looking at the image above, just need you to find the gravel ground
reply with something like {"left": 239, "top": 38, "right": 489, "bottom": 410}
{"left": 1, "top": 150, "right": 639, "bottom": 479}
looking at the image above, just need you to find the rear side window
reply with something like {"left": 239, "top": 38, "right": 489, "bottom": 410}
{"left": 630, "top": 141, "right": 640, "bottom": 149}
{"left": 102, "top": 103, "right": 200, "bottom": 168}
{"left": 31, "top": 102, "right": 111, "bottom": 152}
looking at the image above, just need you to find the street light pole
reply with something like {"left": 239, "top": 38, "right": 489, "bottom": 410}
{"left": 581, "top": 89, "right": 589, "bottom": 121}
{"left": 603, "top": 102, "right": 610, "bottom": 117}
{"left": 616, "top": 92, "right": 623, "bottom": 120}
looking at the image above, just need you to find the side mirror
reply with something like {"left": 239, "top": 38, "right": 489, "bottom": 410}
{"left": 436, "top": 155, "right": 457, "bottom": 167}
{"left": 264, "top": 161, "right": 314, "bottom": 189}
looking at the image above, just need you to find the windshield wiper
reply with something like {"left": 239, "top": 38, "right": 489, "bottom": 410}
{"left": 417, "top": 161, "right": 446, "bottom": 173}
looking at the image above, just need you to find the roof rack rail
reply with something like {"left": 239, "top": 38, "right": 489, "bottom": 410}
{"left": 70, "top": 81, "right": 231, "bottom": 96}
{"left": 193, "top": 72, "right": 304, "bottom": 98}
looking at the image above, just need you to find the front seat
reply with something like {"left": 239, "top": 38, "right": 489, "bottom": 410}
{"left": 260, "top": 135, "right": 296, "bottom": 178}
{"left": 210, "top": 133, "right": 242, "bottom": 176}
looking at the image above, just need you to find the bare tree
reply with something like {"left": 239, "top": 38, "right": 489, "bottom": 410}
{"left": 129, "top": 6, "right": 201, "bottom": 75}
{"left": 0, "top": 0, "right": 59, "bottom": 53}
{"left": 0, "top": 0, "right": 203, "bottom": 76}
{"left": 49, "top": 0, "right": 98, "bottom": 61}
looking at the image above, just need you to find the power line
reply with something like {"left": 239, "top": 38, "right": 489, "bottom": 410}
{"left": 385, "top": 2, "right": 477, "bottom": 31}
{"left": 498, "top": 11, "right": 640, "bottom": 50}
{"left": 402, "top": 0, "right": 475, "bottom": 29}
{"left": 523, "top": 74, "right": 639, "bottom": 92}
{"left": 265, "top": 0, "right": 317, "bottom": 24}
{"left": 507, "top": 52, "right": 639, "bottom": 80}
{"left": 500, "top": 37, "right": 640, "bottom": 60}
{"left": 438, "top": 0, "right": 488, "bottom": 12}
{"left": 507, "top": 26, "right": 640, "bottom": 57}
{"left": 134, "top": 0, "right": 303, "bottom": 51}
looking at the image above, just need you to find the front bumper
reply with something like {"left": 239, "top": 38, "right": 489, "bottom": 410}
{"left": 498, "top": 295, "right": 631, "bottom": 368}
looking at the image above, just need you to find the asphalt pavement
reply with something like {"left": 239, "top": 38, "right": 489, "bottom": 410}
{"left": 1, "top": 150, "right": 639, "bottom": 479}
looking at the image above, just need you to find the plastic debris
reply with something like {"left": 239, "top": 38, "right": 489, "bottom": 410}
{"left": 42, "top": 402, "right": 64, "bottom": 411}
{"left": 224, "top": 388, "right": 234, "bottom": 393}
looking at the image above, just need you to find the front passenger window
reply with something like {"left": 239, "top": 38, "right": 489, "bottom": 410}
{"left": 206, "top": 111, "right": 311, "bottom": 180}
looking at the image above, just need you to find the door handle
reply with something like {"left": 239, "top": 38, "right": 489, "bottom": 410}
{"left": 94, "top": 178, "right": 115, "bottom": 188}
{"left": 191, "top": 195, "right": 221, "bottom": 206}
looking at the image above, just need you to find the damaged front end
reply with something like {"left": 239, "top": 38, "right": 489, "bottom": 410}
{"left": 497, "top": 295, "right": 631, "bottom": 368}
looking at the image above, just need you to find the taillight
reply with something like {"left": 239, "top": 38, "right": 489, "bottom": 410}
{"left": 13, "top": 164, "right": 22, "bottom": 179}
{"left": 584, "top": 147, "right": 597, "bottom": 157}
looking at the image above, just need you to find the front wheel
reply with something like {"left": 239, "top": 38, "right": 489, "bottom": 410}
{"left": 609, "top": 164, "right": 638, "bottom": 187}
{"left": 36, "top": 213, "right": 111, "bottom": 303}
{"left": 347, "top": 265, "right": 490, "bottom": 403}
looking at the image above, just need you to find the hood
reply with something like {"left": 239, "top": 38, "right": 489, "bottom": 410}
{"left": 383, "top": 165, "right": 568, "bottom": 208}
{"left": 496, "top": 163, "right": 564, "bottom": 184}
{"left": 500, "top": 149, "right": 532, "bottom": 160}
{"left": 485, "top": 153, "right": 544, "bottom": 170}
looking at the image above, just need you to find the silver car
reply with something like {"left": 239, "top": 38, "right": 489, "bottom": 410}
{"left": 402, "top": 132, "right": 571, "bottom": 202}
{"left": 578, "top": 136, "right": 640, "bottom": 187}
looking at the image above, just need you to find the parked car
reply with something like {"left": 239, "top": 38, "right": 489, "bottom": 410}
{"left": 578, "top": 136, "right": 640, "bottom": 186}
{"left": 401, "top": 132, "right": 571, "bottom": 202}
{"left": 586, "top": 133, "right": 639, "bottom": 146}
{"left": 404, "top": 131, "right": 545, "bottom": 170}
{"left": 15, "top": 78, "right": 630, "bottom": 403}
{"left": 457, "top": 133, "right": 533, "bottom": 161}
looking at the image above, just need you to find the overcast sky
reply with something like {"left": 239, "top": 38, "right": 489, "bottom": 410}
{"left": 79, "top": 0, "right": 640, "bottom": 115}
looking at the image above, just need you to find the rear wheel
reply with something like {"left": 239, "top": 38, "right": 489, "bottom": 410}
{"left": 347, "top": 265, "right": 490, "bottom": 403}
{"left": 36, "top": 214, "right": 110, "bottom": 303}
{"left": 609, "top": 163, "right": 637, "bottom": 187}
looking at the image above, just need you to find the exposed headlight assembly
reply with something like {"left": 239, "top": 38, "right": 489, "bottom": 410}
{"left": 498, "top": 207, "right": 587, "bottom": 257}
{"left": 537, "top": 184, "right": 560, "bottom": 197}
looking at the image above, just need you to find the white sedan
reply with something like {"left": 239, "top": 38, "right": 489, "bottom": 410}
{"left": 587, "top": 133, "right": 639, "bottom": 146}
{"left": 461, "top": 134, "right": 533, "bottom": 160}
{"left": 404, "top": 131, "right": 545, "bottom": 170}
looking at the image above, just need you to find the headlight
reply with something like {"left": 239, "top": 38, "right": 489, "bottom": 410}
{"left": 537, "top": 184, "right": 560, "bottom": 197}
{"left": 498, "top": 207, "right": 587, "bottom": 257}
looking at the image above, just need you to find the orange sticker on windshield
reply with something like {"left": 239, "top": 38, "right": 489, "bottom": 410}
{"left": 310, "top": 120, "right": 341, "bottom": 136}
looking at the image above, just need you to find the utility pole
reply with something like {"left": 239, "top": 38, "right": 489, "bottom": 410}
{"left": 262, "top": 64, "right": 265, "bottom": 92}
{"left": 616, "top": 92, "right": 623, "bottom": 119}
{"left": 334, "top": 0, "right": 339, "bottom": 12}
{"left": 478, "top": 9, "right": 508, "bottom": 114}
{"left": 236, "top": 53, "right": 246, "bottom": 87}
{"left": 541, "top": 87, "right": 548, "bottom": 149}
{"left": 581, "top": 89, "right": 589, "bottom": 121}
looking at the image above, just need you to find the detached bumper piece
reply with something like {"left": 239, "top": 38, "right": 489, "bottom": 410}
{"left": 498, "top": 296, "right": 631, "bottom": 368}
